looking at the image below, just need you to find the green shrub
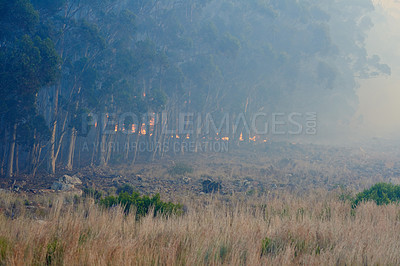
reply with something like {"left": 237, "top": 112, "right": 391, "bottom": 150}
{"left": 261, "top": 237, "right": 281, "bottom": 256}
{"left": 100, "top": 190, "right": 183, "bottom": 219}
{"left": 168, "top": 163, "right": 193, "bottom": 176}
{"left": 0, "top": 237, "right": 10, "bottom": 263}
{"left": 46, "top": 238, "right": 64, "bottom": 265}
{"left": 352, "top": 182, "right": 400, "bottom": 207}
{"left": 116, "top": 184, "right": 134, "bottom": 195}
{"left": 82, "top": 188, "right": 102, "bottom": 200}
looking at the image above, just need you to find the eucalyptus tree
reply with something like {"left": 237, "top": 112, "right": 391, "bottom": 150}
{"left": 0, "top": 0, "right": 59, "bottom": 177}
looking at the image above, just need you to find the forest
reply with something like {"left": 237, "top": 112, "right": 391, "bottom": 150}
{"left": 0, "top": 0, "right": 390, "bottom": 178}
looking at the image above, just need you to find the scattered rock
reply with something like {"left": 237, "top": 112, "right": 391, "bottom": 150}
{"left": 51, "top": 182, "right": 71, "bottom": 191}
{"left": 60, "top": 175, "right": 82, "bottom": 185}
{"left": 182, "top": 176, "right": 191, "bottom": 184}
{"left": 51, "top": 175, "right": 82, "bottom": 193}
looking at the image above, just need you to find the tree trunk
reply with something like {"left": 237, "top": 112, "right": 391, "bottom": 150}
{"left": 31, "top": 145, "right": 42, "bottom": 178}
{"left": 91, "top": 126, "right": 100, "bottom": 166}
{"left": 66, "top": 127, "right": 77, "bottom": 171}
{"left": 131, "top": 119, "right": 142, "bottom": 166}
{"left": 1, "top": 128, "right": 7, "bottom": 176}
{"left": 99, "top": 114, "right": 108, "bottom": 166}
{"left": 151, "top": 113, "right": 160, "bottom": 161}
{"left": 15, "top": 144, "right": 19, "bottom": 176}
{"left": 124, "top": 133, "right": 131, "bottom": 161}
{"left": 6, "top": 123, "right": 17, "bottom": 178}
{"left": 66, "top": 94, "right": 80, "bottom": 171}
{"left": 48, "top": 85, "right": 59, "bottom": 174}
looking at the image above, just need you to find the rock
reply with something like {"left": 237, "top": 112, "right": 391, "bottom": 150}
{"left": 51, "top": 175, "right": 82, "bottom": 192}
{"left": 182, "top": 176, "right": 191, "bottom": 184}
{"left": 51, "top": 182, "right": 74, "bottom": 191}
{"left": 60, "top": 175, "right": 82, "bottom": 185}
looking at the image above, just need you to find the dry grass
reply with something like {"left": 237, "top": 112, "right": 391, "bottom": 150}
{"left": 0, "top": 190, "right": 400, "bottom": 265}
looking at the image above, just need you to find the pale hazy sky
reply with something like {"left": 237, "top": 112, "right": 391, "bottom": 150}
{"left": 356, "top": 0, "right": 400, "bottom": 138}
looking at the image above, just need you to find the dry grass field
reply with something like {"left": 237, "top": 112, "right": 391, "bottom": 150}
{"left": 1, "top": 189, "right": 400, "bottom": 265}
{"left": 1, "top": 142, "right": 400, "bottom": 265}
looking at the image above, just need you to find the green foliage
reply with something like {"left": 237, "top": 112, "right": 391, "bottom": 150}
{"left": 0, "top": 0, "right": 39, "bottom": 36}
{"left": 116, "top": 184, "right": 134, "bottom": 195}
{"left": 100, "top": 189, "right": 183, "bottom": 219}
{"left": 0, "top": 236, "right": 10, "bottom": 264}
{"left": 82, "top": 188, "right": 102, "bottom": 201}
{"left": 261, "top": 237, "right": 281, "bottom": 256}
{"left": 352, "top": 183, "right": 400, "bottom": 207}
{"left": 168, "top": 163, "right": 193, "bottom": 176}
{"left": 46, "top": 238, "right": 64, "bottom": 265}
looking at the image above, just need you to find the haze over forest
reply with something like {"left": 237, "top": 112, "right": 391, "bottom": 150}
{"left": 357, "top": 0, "right": 400, "bottom": 139}
{"left": 0, "top": 0, "right": 398, "bottom": 178}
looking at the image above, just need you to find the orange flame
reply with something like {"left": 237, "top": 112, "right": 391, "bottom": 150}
{"left": 239, "top": 132, "right": 244, "bottom": 141}
{"left": 140, "top": 123, "right": 146, "bottom": 135}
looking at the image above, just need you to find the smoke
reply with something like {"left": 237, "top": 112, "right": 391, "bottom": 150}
{"left": 355, "top": 0, "right": 400, "bottom": 140}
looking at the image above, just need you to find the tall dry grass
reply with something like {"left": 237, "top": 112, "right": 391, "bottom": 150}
{"left": 0, "top": 191, "right": 400, "bottom": 265}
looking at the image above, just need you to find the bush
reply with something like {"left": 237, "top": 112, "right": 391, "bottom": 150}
{"left": 201, "top": 179, "right": 222, "bottom": 193}
{"left": 100, "top": 190, "right": 183, "bottom": 219}
{"left": 352, "top": 182, "right": 400, "bottom": 207}
{"left": 82, "top": 188, "right": 102, "bottom": 201}
{"left": 168, "top": 163, "right": 193, "bottom": 176}
{"left": 261, "top": 237, "right": 281, "bottom": 256}
{"left": 116, "top": 184, "right": 134, "bottom": 195}
{"left": 0, "top": 237, "right": 10, "bottom": 264}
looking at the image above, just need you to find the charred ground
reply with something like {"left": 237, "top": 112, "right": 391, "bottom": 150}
{"left": 2, "top": 140, "right": 400, "bottom": 198}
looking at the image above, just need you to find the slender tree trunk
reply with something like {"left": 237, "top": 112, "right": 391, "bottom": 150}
{"left": 99, "top": 114, "right": 108, "bottom": 166}
{"left": 91, "top": 126, "right": 100, "bottom": 166}
{"left": 124, "top": 133, "right": 131, "bottom": 161}
{"left": 32, "top": 146, "right": 42, "bottom": 178}
{"left": 66, "top": 127, "right": 77, "bottom": 171}
{"left": 66, "top": 94, "right": 80, "bottom": 171}
{"left": 6, "top": 123, "right": 17, "bottom": 178}
{"left": 29, "top": 143, "right": 37, "bottom": 175}
{"left": 48, "top": 85, "right": 59, "bottom": 174}
{"left": 131, "top": 119, "right": 142, "bottom": 166}
{"left": 1, "top": 128, "right": 7, "bottom": 176}
{"left": 151, "top": 113, "right": 160, "bottom": 161}
{"left": 105, "top": 134, "right": 114, "bottom": 165}
{"left": 15, "top": 144, "right": 19, "bottom": 176}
